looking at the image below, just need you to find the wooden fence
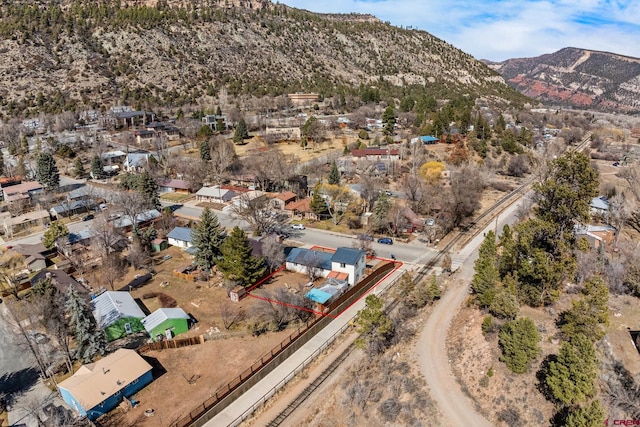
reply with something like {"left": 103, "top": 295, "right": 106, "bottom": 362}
{"left": 137, "top": 335, "right": 204, "bottom": 354}
{"left": 171, "top": 261, "right": 396, "bottom": 427}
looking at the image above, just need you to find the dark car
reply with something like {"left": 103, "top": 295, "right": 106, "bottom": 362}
{"left": 82, "top": 214, "right": 94, "bottom": 221}
{"left": 377, "top": 237, "right": 393, "bottom": 245}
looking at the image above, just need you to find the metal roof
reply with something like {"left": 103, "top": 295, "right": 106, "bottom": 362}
{"left": 91, "top": 291, "right": 146, "bottom": 329}
{"left": 167, "top": 227, "right": 193, "bottom": 243}
{"left": 141, "top": 308, "right": 190, "bottom": 333}
{"left": 286, "top": 248, "right": 333, "bottom": 270}
{"left": 331, "top": 247, "right": 365, "bottom": 266}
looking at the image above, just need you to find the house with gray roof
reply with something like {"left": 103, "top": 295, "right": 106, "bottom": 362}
{"left": 195, "top": 185, "right": 235, "bottom": 203}
{"left": 91, "top": 291, "right": 146, "bottom": 341}
{"left": 167, "top": 227, "right": 194, "bottom": 249}
{"left": 330, "top": 247, "right": 366, "bottom": 285}
{"left": 285, "top": 247, "right": 366, "bottom": 285}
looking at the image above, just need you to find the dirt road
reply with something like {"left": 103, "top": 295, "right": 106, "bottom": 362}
{"left": 416, "top": 200, "right": 523, "bottom": 427}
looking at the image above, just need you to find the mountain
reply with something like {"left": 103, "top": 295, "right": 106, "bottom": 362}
{"left": 0, "top": 0, "right": 526, "bottom": 118}
{"left": 485, "top": 47, "right": 640, "bottom": 114}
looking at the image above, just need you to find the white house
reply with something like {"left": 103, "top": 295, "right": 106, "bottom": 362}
{"left": 285, "top": 247, "right": 366, "bottom": 286}
{"left": 330, "top": 247, "right": 366, "bottom": 285}
{"left": 167, "top": 227, "right": 194, "bottom": 249}
{"left": 195, "top": 186, "right": 235, "bottom": 203}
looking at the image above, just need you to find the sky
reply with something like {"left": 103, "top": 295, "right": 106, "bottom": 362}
{"left": 277, "top": 0, "right": 640, "bottom": 62}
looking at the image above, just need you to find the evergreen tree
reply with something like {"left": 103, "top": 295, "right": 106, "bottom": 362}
{"left": 42, "top": 221, "right": 69, "bottom": 249}
{"left": 35, "top": 152, "right": 60, "bottom": 191}
{"left": 382, "top": 106, "right": 396, "bottom": 135}
{"left": 21, "top": 135, "right": 29, "bottom": 154}
{"left": 0, "top": 151, "right": 4, "bottom": 176}
{"left": 310, "top": 183, "right": 328, "bottom": 218}
{"left": 73, "top": 157, "right": 85, "bottom": 178}
{"left": 215, "top": 105, "right": 222, "bottom": 116}
{"left": 199, "top": 138, "right": 211, "bottom": 161}
{"left": 471, "top": 231, "right": 500, "bottom": 307}
{"left": 533, "top": 151, "right": 599, "bottom": 237}
{"left": 90, "top": 155, "right": 105, "bottom": 179}
{"left": 66, "top": 287, "right": 106, "bottom": 363}
{"left": 137, "top": 171, "right": 160, "bottom": 209}
{"left": 355, "top": 294, "right": 394, "bottom": 355}
{"left": 192, "top": 208, "right": 226, "bottom": 270}
{"left": 217, "top": 226, "right": 266, "bottom": 287}
{"left": 564, "top": 401, "right": 605, "bottom": 427}
{"left": 498, "top": 317, "right": 540, "bottom": 373}
{"left": 546, "top": 334, "right": 598, "bottom": 405}
{"left": 561, "top": 276, "right": 609, "bottom": 342}
{"left": 233, "top": 118, "right": 249, "bottom": 143}
{"left": 328, "top": 161, "right": 340, "bottom": 185}
{"left": 372, "top": 191, "right": 391, "bottom": 232}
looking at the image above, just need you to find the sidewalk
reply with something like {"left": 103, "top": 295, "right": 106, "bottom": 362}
{"left": 203, "top": 267, "right": 406, "bottom": 427}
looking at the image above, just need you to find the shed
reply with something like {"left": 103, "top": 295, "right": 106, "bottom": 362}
{"left": 151, "top": 238, "right": 168, "bottom": 252}
{"left": 142, "top": 307, "right": 191, "bottom": 341}
{"left": 229, "top": 285, "right": 246, "bottom": 302}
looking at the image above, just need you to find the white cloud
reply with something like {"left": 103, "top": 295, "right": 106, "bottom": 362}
{"left": 277, "top": 0, "right": 640, "bottom": 61}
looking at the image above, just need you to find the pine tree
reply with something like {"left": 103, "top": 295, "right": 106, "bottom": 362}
{"left": 42, "top": 221, "right": 69, "bottom": 249}
{"left": 546, "top": 334, "right": 598, "bottom": 405}
{"left": 372, "top": 191, "right": 391, "bottom": 232}
{"left": 0, "top": 151, "right": 4, "bottom": 176}
{"left": 90, "top": 155, "right": 105, "bottom": 179}
{"left": 355, "top": 294, "right": 394, "bottom": 355}
{"left": 35, "top": 152, "right": 60, "bottom": 191}
{"left": 66, "top": 287, "right": 106, "bottom": 363}
{"left": 199, "top": 139, "right": 211, "bottom": 161}
{"left": 310, "top": 183, "right": 328, "bottom": 218}
{"left": 21, "top": 135, "right": 29, "bottom": 154}
{"left": 217, "top": 226, "right": 266, "bottom": 287}
{"left": 233, "top": 118, "right": 249, "bottom": 144}
{"left": 328, "top": 161, "right": 340, "bottom": 185}
{"left": 192, "top": 207, "right": 227, "bottom": 270}
{"left": 471, "top": 231, "right": 500, "bottom": 307}
{"left": 137, "top": 171, "right": 160, "bottom": 209}
{"left": 73, "top": 157, "right": 85, "bottom": 178}
{"left": 498, "top": 317, "right": 540, "bottom": 374}
{"left": 215, "top": 105, "right": 222, "bottom": 116}
{"left": 382, "top": 106, "right": 396, "bottom": 135}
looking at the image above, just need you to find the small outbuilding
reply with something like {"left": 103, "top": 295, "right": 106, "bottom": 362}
{"left": 142, "top": 307, "right": 191, "bottom": 341}
{"left": 91, "top": 291, "right": 146, "bottom": 341}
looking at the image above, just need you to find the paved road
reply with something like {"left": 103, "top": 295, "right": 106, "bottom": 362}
{"left": 416, "top": 200, "right": 523, "bottom": 427}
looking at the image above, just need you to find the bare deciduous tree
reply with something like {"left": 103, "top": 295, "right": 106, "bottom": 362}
{"left": 90, "top": 214, "right": 125, "bottom": 260}
{"left": 261, "top": 236, "right": 286, "bottom": 272}
{"left": 220, "top": 300, "right": 245, "bottom": 330}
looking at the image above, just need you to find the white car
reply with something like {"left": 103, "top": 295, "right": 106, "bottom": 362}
{"left": 291, "top": 223, "right": 306, "bottom": 230}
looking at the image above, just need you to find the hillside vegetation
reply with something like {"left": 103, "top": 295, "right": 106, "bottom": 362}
{"left": 0, "top": 0, "right": 528, "bottom": 118}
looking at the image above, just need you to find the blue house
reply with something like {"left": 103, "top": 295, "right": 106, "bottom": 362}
{"left": 57, "top": 349, "right": 153, "bottom": 420}
{"left": 420, "top": 135, "right": 439, "bottom": 144}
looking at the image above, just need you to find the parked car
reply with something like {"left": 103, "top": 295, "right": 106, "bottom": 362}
{"left": 358, "top": 234, "right": 374, "bottom": 241}
{"left": 426, "top": 218, "right": 435, "bottom": 227}
{"left": 612, "top": 162, "right": 620, "bottom": 167}
{"left": 291, "top": 223, "right": 305, "bottom": 230}
{"left": 377, "top": 237, "right": 393, "bottom": 245}
{"left": 82, "top": 214, "right": 94, "bottom": 221}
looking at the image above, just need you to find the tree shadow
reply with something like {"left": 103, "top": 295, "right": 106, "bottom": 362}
{"left": 535, "top": 354, "right": 557, "bottom": 402}
{"left": 0, "top": 367, "right": 41, "bottom": 406}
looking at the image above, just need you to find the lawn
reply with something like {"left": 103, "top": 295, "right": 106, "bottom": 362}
{"left": 159, "top": 192, "right": 193, "bottom": 202}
